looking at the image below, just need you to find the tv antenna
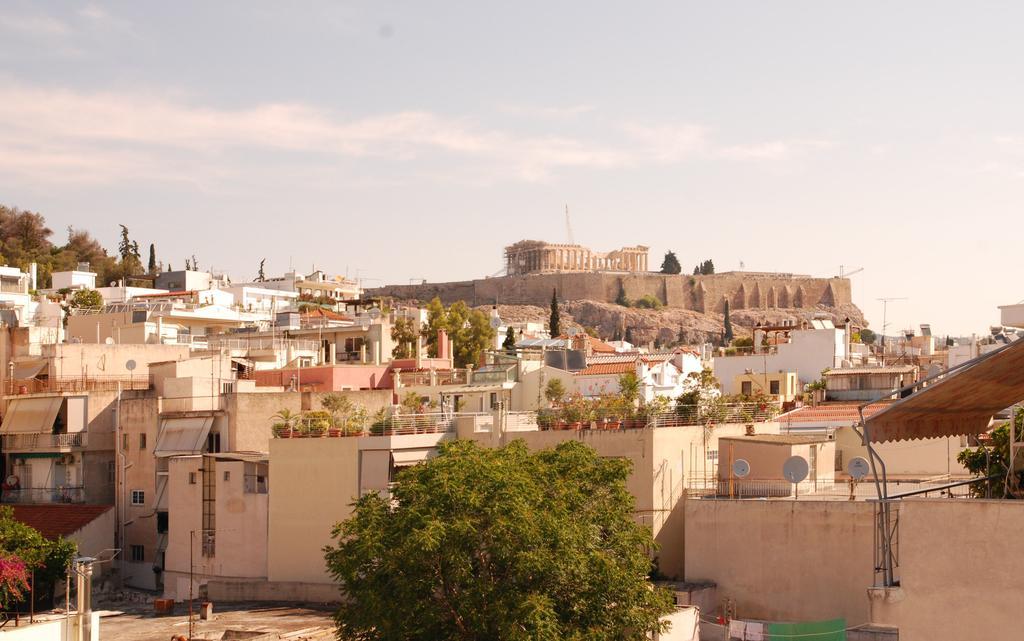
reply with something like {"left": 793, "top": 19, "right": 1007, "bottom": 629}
{"left": 564, "top": 204, "right": 575, "bottom": 245}
{"left": 877, "top": 297, "right": 908, "bottom": 365}
{"left": 839, "top": 265, "right": 864, "bottom": 278}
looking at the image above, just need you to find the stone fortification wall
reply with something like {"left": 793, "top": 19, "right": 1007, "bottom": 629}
{"left": 369, "top": 272, "right": 851, "bottom": 313}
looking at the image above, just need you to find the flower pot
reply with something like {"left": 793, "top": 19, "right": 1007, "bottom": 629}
{"left": 328, "top": 428, "right": 341, "bottom": 437}
{"left": 607, "top": 420, "right": 622, "bottom": 430}
{"left": 555, "top": 420, "right": 569, "bottom": 430}
{"left": 569, "top": 421, "right": 583, "bottom": 431}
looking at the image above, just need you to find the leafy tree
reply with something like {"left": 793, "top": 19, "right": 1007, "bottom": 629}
{"left": 320, "top": 393, "right": 355, "bottom": 428}
{"left": 616, "top": 281, "right": 630, "bottom": 307}
{"left": 324, "top": 440, "right": 674, "bottom": 641}
{"left": 660, "top": 250, "right": 682, "bottom": 274}
{"left": 0, "top": 506, "right": 76, "bottom": 607}
{"left": 859, "top": 328, "right": 877, "bottom": 345}
{"left": 68, "top": 289, "right": 103, "bottom": 310}
{"left": 0, "top": 553, "right": 29, "bottom": 611}
{"left": 420, "top": 297, "right": 448, "bottom": 357}
{"left": 624, "top": 326, "right": 635, "bottom": 345}
{"left": 958, "top": 408, "right": 1024, "bottom": 498}
{"left": 634, "top": 294, "right": 662, "bottom": 309}
{"left": 390, "top": 317, "right": 418, "bottom": 359}
{"left": 549, "top": 288, "right": 561, "bottom": 337}
{"left": 544, "top": 378, "right": 566, "bottom": 405}
{"left": 723, "top": 300, "right": 734, "bottom": 344}
{"left": 502, "top": 326, "right": 517, "bottom": 353}
{"left": 618, "top": 371, "right": 640, "bottom": 405}
{"left": 693, "top": 259, "right": 716, "bottom": 275}
{"left": 147, "top": 243, "right": 157, "bottom": 273}
{"left": 454, "top": 304, "right": 496, "bottom": 368}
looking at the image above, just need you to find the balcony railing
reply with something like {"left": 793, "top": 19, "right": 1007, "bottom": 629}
{"left": 8, "top": 376, "right": 152, "bottom": 394}
{"left": 398, "top": 370, "right": 469, "bottom": 387}
{"left": 2, "top": 432, "right": 87, "bottom": 450}
{"left": 1, "top": 487, "right": 85, "bottom": 504}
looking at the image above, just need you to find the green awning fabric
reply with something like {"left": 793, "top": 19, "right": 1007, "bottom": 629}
{"left": 767, "top": 618, "right": 846, "bottom": 640}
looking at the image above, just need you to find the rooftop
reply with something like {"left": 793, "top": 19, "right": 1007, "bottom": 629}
{"left": 824, "top": 366, "right": 917, "bottom": 376}
{"left": 719, "top": 434, "right": 835, "bottom": 445}
{"left": 11, "top": 504, "right": 112, "bottom": 539}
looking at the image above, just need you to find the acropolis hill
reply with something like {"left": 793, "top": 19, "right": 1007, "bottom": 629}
{"left": 369, "top": 240, "right": 858, "bottom": 318}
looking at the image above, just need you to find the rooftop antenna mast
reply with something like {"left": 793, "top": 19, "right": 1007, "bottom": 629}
{"left": 839, "top": 265, "right": 864, "bottom": 278}
{"left": 565, "top": 204, "right": 575, "bottom": 245}
{"left": 876, "top": 297, "right": 908, "bottom": 366}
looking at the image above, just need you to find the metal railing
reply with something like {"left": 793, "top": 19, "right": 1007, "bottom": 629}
{"left": 205, "top": 336, "right": 319, "bottom": 352}
{"left": 1, "top": 487, "right": 85, "bottom": 504}
{"left": 398, "top": 370, "right": 469, "bottom": 386}
{"left": 534, "top": 402, "right": 781, "bottom": 431}
{"left": 2, "top": 432, "right": 87, "bottom": 450}
{"left": 8, "top": 376, "right": 152, "bottom": 394}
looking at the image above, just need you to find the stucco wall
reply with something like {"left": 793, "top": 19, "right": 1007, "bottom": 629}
{"left": 369, "top": 272, "right": 851, "bottom": 313}
{"left": 683, "top": 500, "right": 876, "bottom": 625}
{"left": 870, "top": 499, "right": 1024, "bottom": 641}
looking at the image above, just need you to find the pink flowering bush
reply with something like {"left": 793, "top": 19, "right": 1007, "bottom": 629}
{"left": 0, "top": 553, "right": 29, "bottom": 609}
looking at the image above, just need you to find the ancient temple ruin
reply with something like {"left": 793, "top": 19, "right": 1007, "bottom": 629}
{"left": 504, "top": 240, "right": 649, "bottom": 275}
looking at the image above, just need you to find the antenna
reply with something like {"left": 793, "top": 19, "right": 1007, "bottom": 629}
{"left": 876, "top": 297, "right": 909, "bottom": 365}
{"left": 564, "top": 204, "right": 575, "bottom": 245}
{"left": 839, "top": 265, "right": 864, "bottom": 278}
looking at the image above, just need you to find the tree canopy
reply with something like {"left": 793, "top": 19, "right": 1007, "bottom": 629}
{"left": 419, "top": 297, "right": 496, "bottom": 367}
{"left": 660, "top": 251, "right": 682, "bottom": 274}
{"left": 503, "top": 325, "right": 517, "bottom": 353}
{"left": 692, "top": 259, "right": 715, "bottom": 275}
{"left": 0, "top": 506, "right": 76, "bottom": 606}
{"left": 324, "top": 440, "right": 673, "bottom": 641}
{"left": 390, "top": 317, "right": 418, "bottom": 359}
{"left": 723, "top": 300, "right": 734, "bottom": 344}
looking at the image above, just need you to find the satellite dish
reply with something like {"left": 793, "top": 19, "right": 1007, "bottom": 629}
{"left": 104, "top": 337, "right": 114, "bottom": 345}
{"left": 782, "top": 456, "right": 809, "bottom": 484}
{"left": 732, "top": 459, "right": 750, "bottom": 478}
{"left": 125, "top": 359, "right": 137, "bottom": 371}
{"left": 490, "top": 316, "right": 502, "bottom": 329}
{"left": 847, "top": 456, "right": 871, "bottom": 481}
{"left": 367, "top": 308, "right": 381, "bottom": 319}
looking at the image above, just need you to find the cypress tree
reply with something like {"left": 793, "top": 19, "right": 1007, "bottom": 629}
{"left": 549, "top": 289, "right": 561, "bottom": 337}
{"left": 148, "top": 243, "right": 157, "bottom": 273}
{"left": 723, "top": 300, "right": 734, "bottom": 344}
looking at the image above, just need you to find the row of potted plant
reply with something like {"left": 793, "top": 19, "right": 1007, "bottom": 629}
{"left": 271, "top": 404, "right": 372, "bottom": 438}
{"left": 537, "top": 394, "right": 672, "bottom": 431}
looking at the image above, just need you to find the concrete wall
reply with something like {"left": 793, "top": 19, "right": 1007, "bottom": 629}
{"left": 684, "top": 500, "right": 876, "bottom": 625}
{"left": 834, "top": 427, "right": 969, "bottom": 477}
{"left": 869, "top": 499, "right": 1024, "bottom": 641}
{"left": 369, "top": 272, "right": 852, "bottom": 313}
{"left": 0, "top": 613, "right": 100, "bottom": 641}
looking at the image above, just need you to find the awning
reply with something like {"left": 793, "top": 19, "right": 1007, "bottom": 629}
{"left": 360, "top": 450, "right": 391, "bottom": 493}
{"left": 154, "top": 416, "right": 214, "bottom": 457}
{"left": 11, "top": 360, "right": 47, "bottom": 380}
{"left": 0, "top": 397, "right": 63, "bottom": 434}
{"left": 391, "top": 448, "right": 436, "bottom": 467}
{"left": 865, "top": 338, "right": 1024, "bottom": 443}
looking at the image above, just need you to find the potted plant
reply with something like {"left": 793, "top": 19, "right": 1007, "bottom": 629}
{"left": 271, "top": 408, "right": 301, "bottom": 438}
{"left": 536, "top": 409, "right": 556, "bottom": 430}
{"left": 321, "top": 393, "right": 354, "bottom": 436}
{"left": 302, "top": 410, "right": 331, "bottom": 437}
{"left": 346, "top": 406, "right": 368, "bottom": 436}
{"left": 370, "top": 407, "right": 391, "bottom": 435}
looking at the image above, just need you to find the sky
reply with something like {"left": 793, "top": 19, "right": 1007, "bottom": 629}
{"left": 0, "top": 1, "right": 1021, "bottom": 337}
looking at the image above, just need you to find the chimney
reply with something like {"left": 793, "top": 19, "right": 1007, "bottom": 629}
{"left": 437, "top": 329, "right": 449, "bottom": 361}
{"left": 75, "top": 556, "right": 96, "bottom": 641}
{"left": 29, "top": 262, "right": 37, "bottom": 291}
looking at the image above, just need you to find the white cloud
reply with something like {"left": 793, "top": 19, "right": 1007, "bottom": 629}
{"left": 717, "top": 139, "right": 834, "bottom": 161}
{"left": 0, "top": 84, "right": 834, "bottom": 185}
{"left": 0, "top": 12, "right": 69, "bottom": 38}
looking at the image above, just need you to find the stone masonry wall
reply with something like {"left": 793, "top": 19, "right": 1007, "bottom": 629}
{"left": 369, "top": 272, "right": 852, "bottom": 313}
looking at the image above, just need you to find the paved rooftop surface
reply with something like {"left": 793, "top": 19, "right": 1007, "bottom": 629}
{"left": 94, "top": 597, "right": 335, "bottom": 641}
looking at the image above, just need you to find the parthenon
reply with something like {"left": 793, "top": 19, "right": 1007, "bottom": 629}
{"left": 504, "top": 240, "right": 650, "bottom": 276}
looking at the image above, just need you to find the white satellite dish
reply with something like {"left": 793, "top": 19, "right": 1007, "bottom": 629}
{"left": 782, "top": 455, "right": 809, "bottom": 484}
{"left": 847, "top": 456, "right": 871, "bottom": 481}
{"left": 490, "top": 316, "right": 502, "bottom": 329}
{"left": 104, "top": 337, "right": 114, "bottom": 345}
{"left": 732, "top": 458, "right": 751, "bottom": 478}
{"left": 125, "top": 359, "right": 137, "bottom": 371}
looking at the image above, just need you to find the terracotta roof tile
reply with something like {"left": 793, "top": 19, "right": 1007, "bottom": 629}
{"left": 576, "top": 361, "right": 637, "bottom": 376}
{"left": 779, "top": 402, "right": 892, "bottom": 425}
{"left": 10, "top": 504, "right": 112, "bottom": 540}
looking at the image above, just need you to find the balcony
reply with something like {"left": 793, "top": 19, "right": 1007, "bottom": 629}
{"left": 1, "top": 486, "right": 85, "bottom": 504}
{"left": 2, "top": 432, "right": 87, "bottom": 451}
{"left": 7, "top": 375, "right": 152, "bottom": 395}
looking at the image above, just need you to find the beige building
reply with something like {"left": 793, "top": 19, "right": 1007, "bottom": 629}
{"left": 716, "top": 434, "right": 835, "bottom": 498}
{"left": 260, "top": 411, "right": 782, "bottom": 601}
{"left": 504, "top": 240, "right": 650, "bottom": 275}
{"left": 728, "top": 371, "right": 799, "bottom": 402}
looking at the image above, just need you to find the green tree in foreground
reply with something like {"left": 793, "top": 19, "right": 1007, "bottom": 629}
{"left": 0, "top": 506, "right": 76, "bottom": 606}
{"left": 502, "top": 325, "right": 517, "bottom": 353}
{"left": 324, "top": 440, "right": 673, "bottom": 641}
{"left": 390, "top": 317, "right": 417, "bottom": 359}
{"left": 958, "top": 408, "right": 1024, "bottom": 498}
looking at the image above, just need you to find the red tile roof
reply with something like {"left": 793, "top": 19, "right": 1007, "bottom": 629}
{"left": 577, "top": 361, "right": 637, "bottom": 376}
{"left": 10, "top": 504, "right": 112, "bottom": 540}
{"left": 301, "top": 308, "right": 352, "bottom": 321}
{"left": 779, "top": 402, "right": 892, "bottom": 425}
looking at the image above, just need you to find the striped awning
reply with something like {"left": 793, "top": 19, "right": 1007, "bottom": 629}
{"left": 865, "top": 339, "right": 1024, "bottom": 443}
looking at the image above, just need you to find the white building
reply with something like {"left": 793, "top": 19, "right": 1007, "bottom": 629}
{"left": 238, "top": 270, "right": 361, "bottom": 301}
{"left": 713, "top": 323, "right": 849, "bottom": 391}
{"left": 574, "top": 350, "right": 703, "bottom": 402}
{"left": 222, "top": 285, "right": 299, "bottom": 313}
{"left": 50, "top": 267, "right": 97, "bottom": 291}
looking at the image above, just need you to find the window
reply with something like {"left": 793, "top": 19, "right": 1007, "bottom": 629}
{"left": 189, "top": 472, "right": 197, "bottom": 485}
{"left": 108, "top": 461, "right": 116, "bottom": 484}
{"left": 741, "top": 381, "right": 752, "bottom": 396}
{"left": 706, "top": 450, "right": 718, "bottom": 462}
{"left": 223, "top": 471, "right": 230, "bottom": 482}
{"left": 769, "top": 380, "right": 780, "bottom": 395}
{"left": 129, "top": 545, "right": 144, "bottom": 562}
{"left": 139, "top": 433, "right": 147, "bottom": 450}
{"left": 156, "top": 511, "right": 169, "bottom": 534}
{"left": 122, "top": 433, "right": 129, "bottom": 450}
{"left": 131, "top": 490, "right": 145, "bottom": 505}
{"left": 489, "top": 392, "right": 498, "bottom": 409}
{"left": 206, "top": 432, "right": 221, "bottom": 453}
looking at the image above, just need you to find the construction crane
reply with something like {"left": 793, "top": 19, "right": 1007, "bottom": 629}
{"left": 877, "top": 297, "right": 908, "bottom": 365}
{"left": 565, "top": 204, "right": 575, "bottom": 245}
{"left": 839, "top": 265, "right": 864, "bottom": 278}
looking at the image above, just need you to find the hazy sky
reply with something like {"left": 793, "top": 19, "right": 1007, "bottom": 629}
{"left": 1, "top": 2, "right": 1020, "bottom": 336}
